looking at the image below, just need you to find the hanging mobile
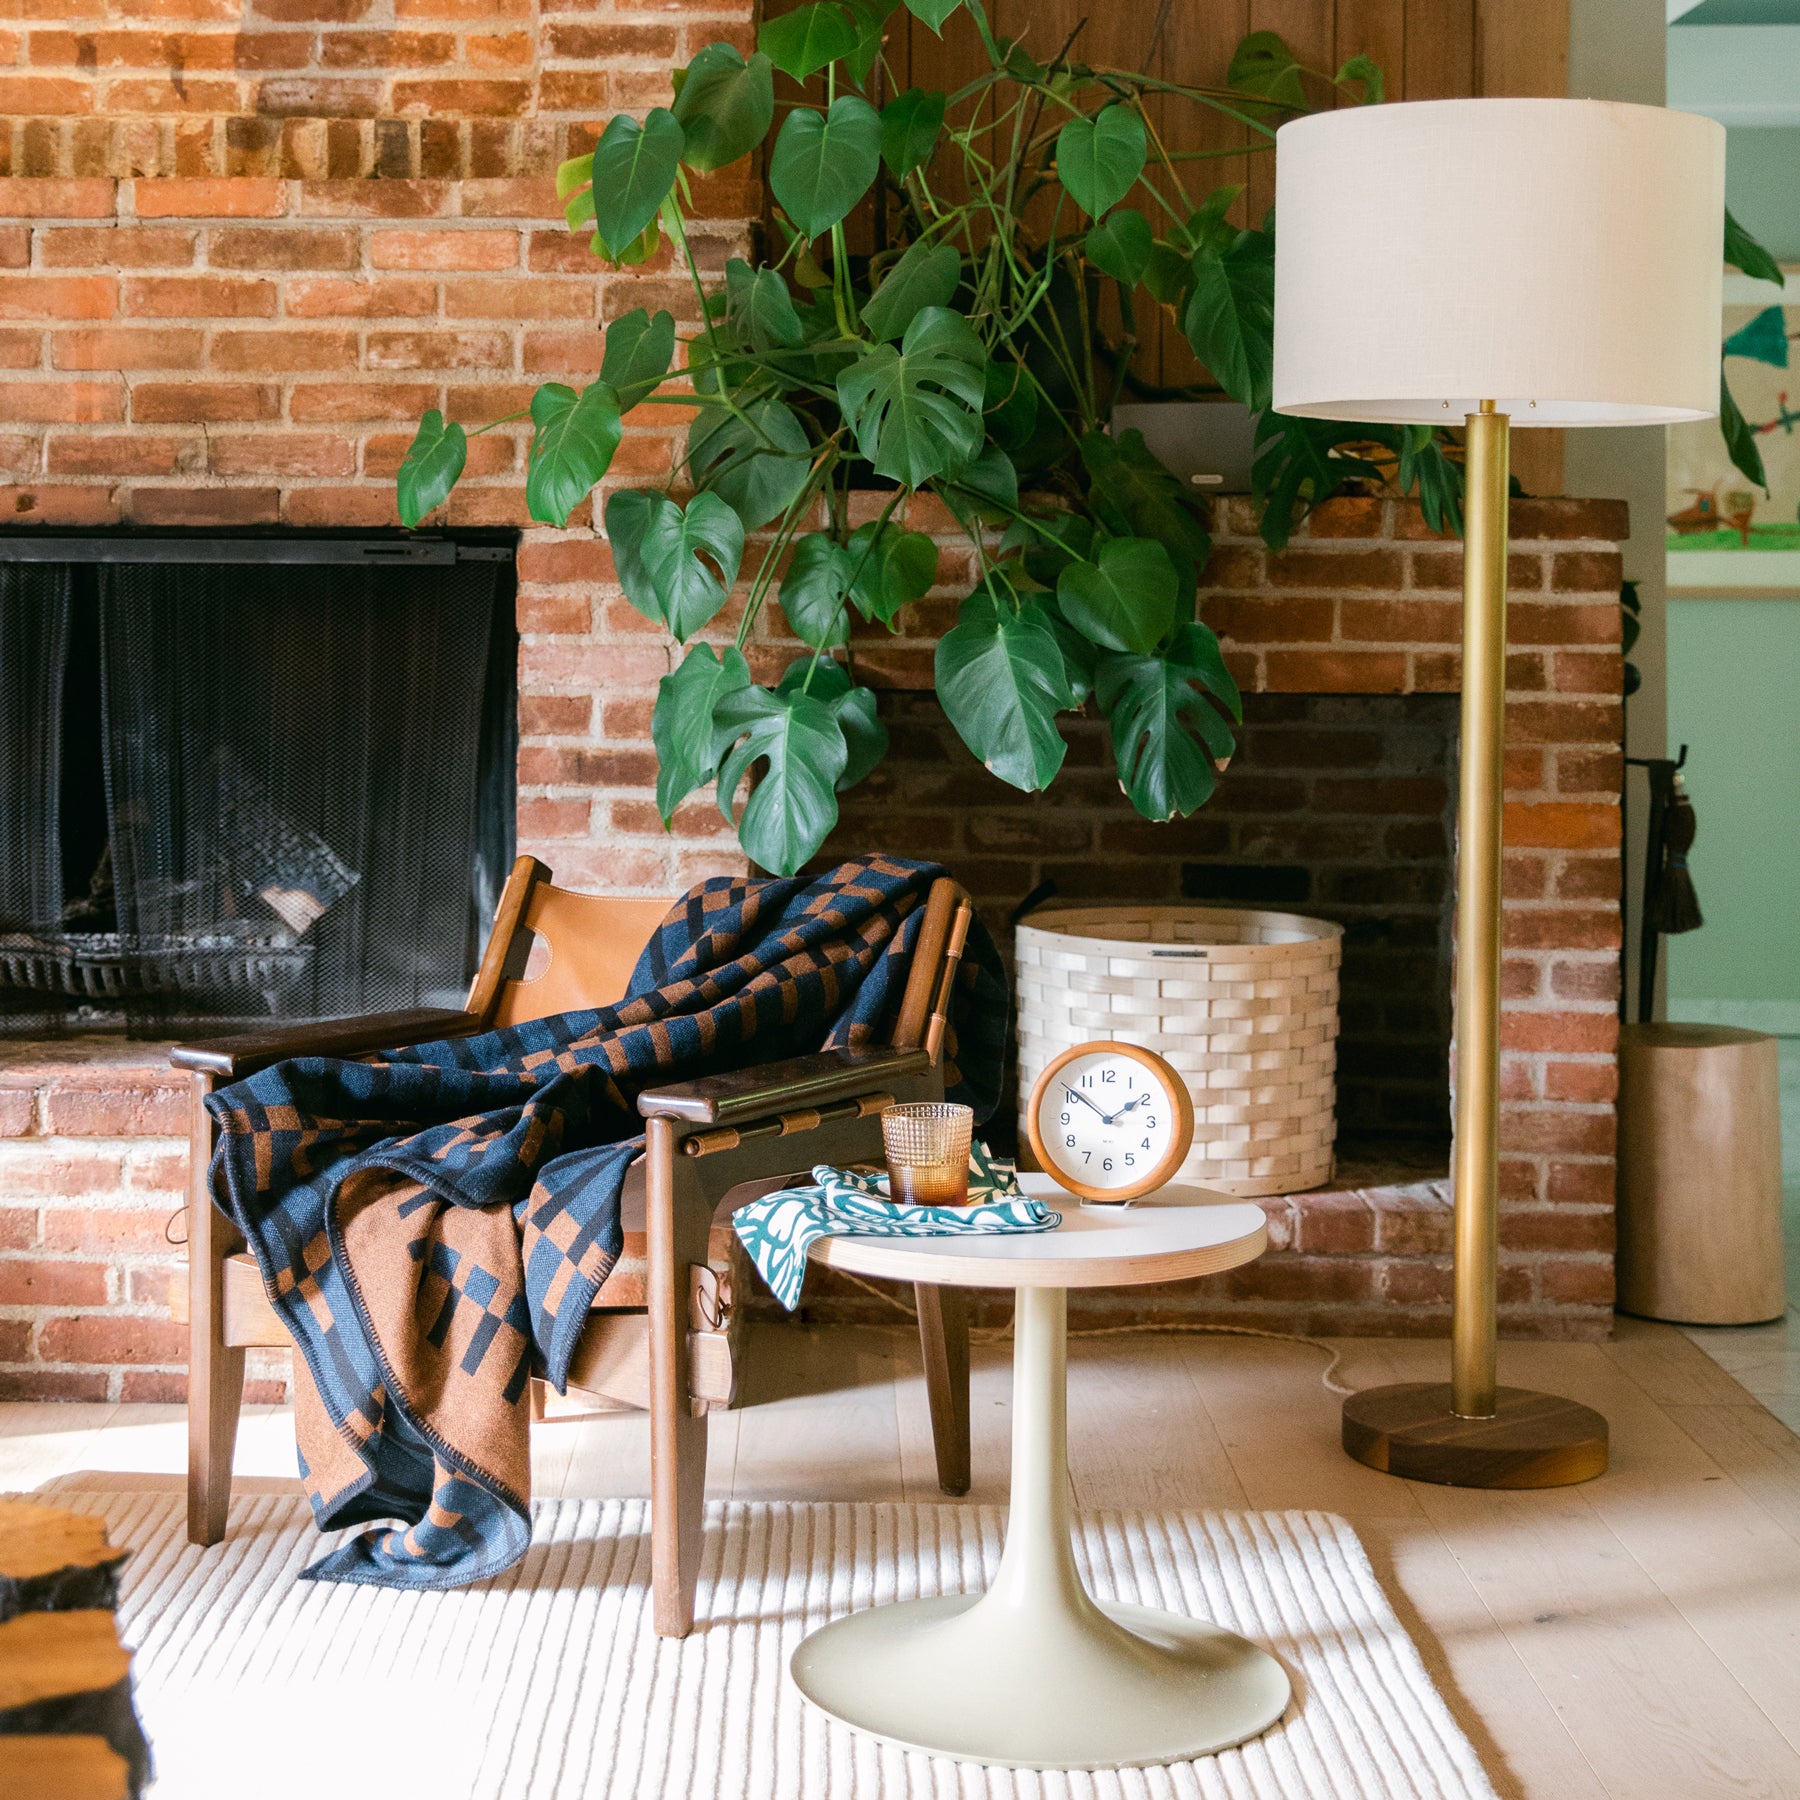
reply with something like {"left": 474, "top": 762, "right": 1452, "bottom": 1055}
{"left": 1023, "top": 1040, "right": 1195, "bottom": 1205}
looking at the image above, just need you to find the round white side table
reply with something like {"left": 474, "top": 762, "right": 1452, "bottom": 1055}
{"left": 788, "top": 1176, "right": 1290, "bottom": 1771}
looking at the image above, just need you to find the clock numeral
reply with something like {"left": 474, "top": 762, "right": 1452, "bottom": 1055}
{"left": 1065, "top": 1134, "right": 1076, "bottom": 1147}
{"left": 1144, "top": 1115, "right": 1156, "bottom": 1129}
{"left": 1102, "top": 1157, "right": 1113, "bottom": 1172}
{"left": 1141, "top": 1138, "right": 1150, "bottom": 1150}
{"left": 1124, "top": 1153, "right": 1135, "bottom": 1166}
{"left": 1101, "top": 1069, "right": 1116, "bottom": 1083}
{"left": 1081, "top": 1151, "right": 1091, "bottom": 1164}
{"left": 1059, "top": 1111, "right": 1070, "bottom": 1125}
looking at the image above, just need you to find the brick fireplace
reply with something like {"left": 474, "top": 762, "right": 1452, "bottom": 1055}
{"left": 0, "top": 2, "right": 1626, "bottom": 1399}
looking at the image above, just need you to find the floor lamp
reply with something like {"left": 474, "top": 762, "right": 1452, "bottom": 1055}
{"left": 1271, "top": 99, "right": 1724, "bottom": 1487}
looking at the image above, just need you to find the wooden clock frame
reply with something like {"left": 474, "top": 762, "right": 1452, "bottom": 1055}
{"left": 1024, "top": 1039, "right": 1196, "bottom": 1202}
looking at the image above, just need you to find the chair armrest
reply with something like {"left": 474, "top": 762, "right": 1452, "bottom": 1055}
{"left": 170, "top": 1008, "right": 481, "bottom": 1080}
{"left": 636, "top": 1045, "right": 932, "bottom": 1126}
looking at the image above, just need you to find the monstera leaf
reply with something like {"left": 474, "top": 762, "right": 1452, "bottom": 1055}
{"left": 397, "top": 409, "right": 466, "bottom": 527}
{"left": 713, "top": 681, "right": 849, "bottom": 876}
{"left": 776, "top": 657, "right": 888, "bottom": 789}
{"left": 836, "top": 305, "right": 986, "bottom": 486}
{"left": 672, "top": 45, "right": 774, "bottom": 172}
{"left": 1057, "top": 536, "right": 1177, "bottom": 655}
{"left": 590, "top": 108, "right": 684, "bottom": 256}
{"left": 779, "top": 532, "right": 854, "bottom": 648}
{"left": 651, "top": 641, "right": 751, "bottom": 821}
{"left": 1084, "top": 207, "right": 1152, "bottom": 286}
{"left": 1183, "top": 228, "right": 1274, "bottom": 413}
{"left": 934, "top": 578, "right": 1074, "bottom": 791}
{"left": 725, "top": 259, "right": 804, "bottom": 351}
{"left": 688, "top": 395, "right": 815, "bottom": 528}
{"left": 904, "top": 0, "right": 962, "bottom": 28}
{"left": 669, "top": 43, "right": 766, "bottom": 171}
{"left": 525, "top": 380, "right": 622, "bottom": 526}
{"left": 1097, "top": 622, "right": 1240, "bottom": 821}
{"left": 844, "top": 519, "right": 937, "bottom": 624}
{"left": 860, "top": 241, "right": 960, "bottom": 341}
{"left": 881, "top": 87, "right": 945, "bottom": 176}
{"left": 770, "top": 96, "right": 882, "bottom": 239}
{"left": 605, "top": 488, "right": 745, "bottom": 641}
{"left": 600, "top": 308, "right": 676, "bottom": 411}
{"left": 1080, "top": 429, "right": 1212, "bottom": 572}
{"left": 1227, "top": 29, "right": 1306, "bottom": 109}
{"left": 759, "top": 1, "right": 859, "bottom": 80}
{"left": 1055, "top": 104, "right": 1146, "bottom": 218}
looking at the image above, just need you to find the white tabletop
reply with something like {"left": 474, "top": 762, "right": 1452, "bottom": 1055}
{"left": 805, "top": 1175, "right": 1269, "bottom": 1290}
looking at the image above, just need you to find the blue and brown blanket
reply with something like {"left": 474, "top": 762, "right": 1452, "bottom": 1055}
{"left": 206, "top": 857, "right": 1006, "bottom": 1589}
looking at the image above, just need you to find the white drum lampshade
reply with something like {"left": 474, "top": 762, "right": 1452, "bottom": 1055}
{"left": 1272, "top": 98, "right": 1726, "bottom": 426}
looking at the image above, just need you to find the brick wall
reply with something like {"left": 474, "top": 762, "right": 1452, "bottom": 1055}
{"left": 0, "top": 9, "right": 1628, "bottom": 1388}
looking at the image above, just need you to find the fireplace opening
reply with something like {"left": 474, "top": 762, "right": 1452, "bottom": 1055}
{"left": 0, "top": 529, "right": 517, "bottom": 1036}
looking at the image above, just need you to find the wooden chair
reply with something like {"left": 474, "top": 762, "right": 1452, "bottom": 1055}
{"left": 172, "top": 855, "right": 978, "bottom": 1637}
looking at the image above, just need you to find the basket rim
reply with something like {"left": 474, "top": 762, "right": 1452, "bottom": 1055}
{"left": 1015, "top": 903, "right": 1344, "bottom": 953}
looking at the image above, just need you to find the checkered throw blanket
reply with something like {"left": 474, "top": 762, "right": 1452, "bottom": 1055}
{"left": 205, "top": 858, "right": 1007, "bottom": 1590}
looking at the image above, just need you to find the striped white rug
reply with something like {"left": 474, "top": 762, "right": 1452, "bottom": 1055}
{"left": 52, "top": 1490, "right": 1496, "bottom": 1800}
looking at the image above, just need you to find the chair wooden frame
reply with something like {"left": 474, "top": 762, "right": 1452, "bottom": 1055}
{"left": 173, "top": 855, "right": 977, "bottom": 1637}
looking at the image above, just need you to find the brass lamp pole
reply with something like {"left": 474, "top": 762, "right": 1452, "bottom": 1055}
{"left": 1270, "top": 98, "right": 1725, "bottom": 1488}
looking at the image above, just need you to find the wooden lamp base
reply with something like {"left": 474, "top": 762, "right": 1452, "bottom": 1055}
{"left": 1342, "top": 1382, "right": 1609, "bottom": 1489}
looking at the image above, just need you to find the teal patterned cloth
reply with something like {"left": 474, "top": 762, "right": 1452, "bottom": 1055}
{"left": 733, "top": 1144, "right": 1061, "bottom": 1310}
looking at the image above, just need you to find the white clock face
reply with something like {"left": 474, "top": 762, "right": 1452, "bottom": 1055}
{"left": 1035, "top": 1050, "right": 1178, "bottom": 1193}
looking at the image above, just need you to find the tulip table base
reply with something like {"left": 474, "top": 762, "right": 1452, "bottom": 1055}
{"left": 789, "top": 1285, "right": 1291, "bottom": 1770}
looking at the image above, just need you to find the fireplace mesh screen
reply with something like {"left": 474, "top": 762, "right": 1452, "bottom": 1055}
{"left": 0, "top": 545, "right": 515, "bottom": 1035}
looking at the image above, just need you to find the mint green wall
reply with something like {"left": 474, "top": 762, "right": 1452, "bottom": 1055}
{"left": 1666, "top": 598, "right": 1800, "bottom": 1004}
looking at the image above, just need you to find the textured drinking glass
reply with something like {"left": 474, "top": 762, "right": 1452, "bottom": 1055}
{"left": 882, "top": 1102, "right": 974, "bottom": 1206}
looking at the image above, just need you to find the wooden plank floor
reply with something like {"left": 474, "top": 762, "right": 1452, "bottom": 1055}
{"left": 5, "top": 1315, "right": 1800, "bottom": 1799}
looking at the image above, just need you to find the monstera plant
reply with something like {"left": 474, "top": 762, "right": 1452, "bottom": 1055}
{"left": 393, "top": 6, "right": 1763, "bottom": 876}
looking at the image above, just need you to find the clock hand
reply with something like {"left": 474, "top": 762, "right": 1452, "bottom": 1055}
{"left": 1064, "top": 1086, "right": 1107, "bottom": 1119}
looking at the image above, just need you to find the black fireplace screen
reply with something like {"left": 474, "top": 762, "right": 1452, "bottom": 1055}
{"left": 0, "top": 537, "right": 516, "bottom": 1035}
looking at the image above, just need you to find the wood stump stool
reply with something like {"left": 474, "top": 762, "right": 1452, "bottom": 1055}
{"left": 1618, "top": 1022, "right": 1786, "bottom": 1326}
{"left": 0, "top": 1499, "right": 147, "bottom": 1797}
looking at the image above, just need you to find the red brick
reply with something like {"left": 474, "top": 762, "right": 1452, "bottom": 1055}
{"left": 519, "top": 692, "right": 592, "bottom": 735}
{"left": 211, "top": 328, "right": 358, "bottom": 372}
{"left": 0, "top": 226, "right": 28, "bottom": 269}
{"left": 367, "top": 329, "right": 512, "bottom": 370}
{"left": 1503, "top": 907, "right": 1620, "bottom": 952}
{"left": 543, "top": 20, "right": 677, "bottom": 56}
{"left": 1505, "top": 698, "right": 1620, "bottom": 747}
{"left": 128, "top": 485, "right": 280, "bottom": 525}
{"left": 0, "top": 71, "right": 87, "bottom": 108}
{"left": 0, "top": 330, "right": 38, "bottom": 370}
{"left": 37, "top": 224, "right": 196, "bottom": 268}
{"left": 0, "top": 274, "right": 116, "bottom": 320}
{"left": 537, "top": 70, "right": 613, "bottom": 111}
{"left": 52, "top": 326, "right": 202, "bottom": 369}
{"left": 4, "top": 1147, "right": 124, "bottom": 1196}
{"left": 0, "top": 485, "right": 119, "bottom": 524}
{"left": 0, "top": 1370, "right": 110, "bottom": 1401}
{"left": 371, "top": 228, "right": 520, "bottom": 271}
{"left": 1546, "top": 1160, "right": 1615, "bottom": 1206}
{"left": 1509, "top": 602, "right": 1620, "bottom": 647}
{"left": 1549, "top": 959, "right": 1618, "bottom": 1004}
{"left": 101, "top": 75, "right": 244, "bottom": 110}
{"left": 1509, "top": 498, "right": 1630, "bottom": 542}
{"left": 0, "top": 1209, "right": 35, "bottom": 1251}
{"left": 39, "top": 1314, "right": 185, "bottom": 1366}
{"left": 124, "top": 274, "right": 277, "bottom": 317}
{"left": 0, "top": 177, "right": 115, "bottom": 218}
{"left": 517, "top": 796, "right": 590, "bottom": 838}
{"left": 282, "top": 485, "right": 400, "bottom": 526}
{"left": 1339, "top": 597, "right": 1462, "bottom": 642}
{"left": 467, "top": 30, "right": 530, "bottom": 69}
{"left": 1554, "top": 856, "right": 1622, "bottom": 903}
{"left": 1543, "top": 1059, "right": 1618, "bottom": 1104}
{"left": 132, "top": 381, "right": 277, "bottom": 423}
{"left": 45, "top": 433, "right": 187, "bottom": 476}
{"left": 392, "top": 77, "right": 529, "bottom": 114}
{"left": 298, "top": 180, "right": 450, "bottom": 218}
{"left": 285, "top": 276, "right": 437, "bottom": 317}
{"left": 1265, "top": 548, "right": 1404, "bottom": 590}
{"left": 1264, "top": 650, "right": 1407, "bottom": 692}
{"left": 1407, "top": 550, "right": 1543, "bottom": 592}
{"left": 254, "top": 75, "right": 385, "bottom": 115}
{"left": 459, "top": 178, "right": 561, "bottom": 220}
{"left": 0, "top": 1256, "right": 108, "bottom": 1306}
{"left": 0, "top": 1087, "right": 34, "bottom": 1137}
{"left": 1291, "top": 1194, "right": 1375, "bottom": 1254}
{"left": 121, "top": 1370, "right": 188, "bottom": 1402}
{"left": 0, "top": 379, "right": 123, "bottom": 424}
{"left": 252, "top": 0, "right": 370, "bottom": 19}
{"left": 41, "top": 1078, "right": 184, "bottom": 1136}
{"left": 1503, "top": 801, "right": 1618, "bottom": 851}
{"left": 289, "top": 382, "right": 438, "bottom": 423}
{"left": 516, "top": 538, "right": 615, "bottom": 584}
{"left": 1382, "top": 1261, "right": 1453, "bottom": 1306}
{"left": 1207, "top": 595, "right": 1333, "bottom": 645}
{"left": 443, "top": 276, "right": 592, "bottom": 320}
{"left": 208, "top": 432, "right": 356, "bottom": 477}
{"left": 1498, "top": 1110, "right": 1615, "bottom": 1157}
{"left": 125, "top": 1148, "right": 187, "bottom": 1193}
{"left": 1539, "top": 1259, "right": 1614, "bottom": 1306}
{"left": 1499, "top": 1010, "right": 1618, "bottom": 1055}
{"left": 1302, "top": 496, "right": 1385, "bottom": 539}
{"left": 1550, "top": 550, "right": 1624, "bottom": 591}
{"left": 207, "top": 226, "right": 361, "bottom": 271}
{"left": 320, "top": 28, "right": 455, "bottom": 67}
{"left": 134, "top": 179, "right": 283, "bottom": 218}
{"left": 1505, "top": 746, "right": 1547, "bottom": 792}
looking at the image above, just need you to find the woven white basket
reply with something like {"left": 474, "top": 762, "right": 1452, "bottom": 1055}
{"left": 1015, "top": 904, "right": 1343, "bottom": 1197}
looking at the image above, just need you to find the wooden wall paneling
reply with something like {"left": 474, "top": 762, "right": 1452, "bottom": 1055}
{"left": 1244, "top": 1, "right": 1334, "bottom": 225}
{"left": 1402, "top": 0, "right": 1476, "bottom": 100}
{"left": 1334, "top": 0, "right": 1407, "bottom": 100}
